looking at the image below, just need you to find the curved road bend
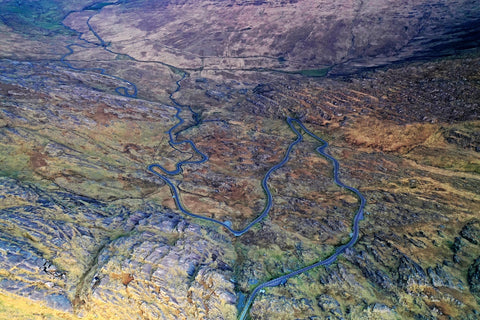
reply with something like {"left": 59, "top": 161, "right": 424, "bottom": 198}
{"left": 148, "top": 116, "right": 365, "bottom": 236}
{"left": 237, "top": 118, "right": 366, "bottom": 320}
{"left": 60, "top": 3, "right": 366, "bottom": 319}
{"left": 149, "top": 109, "right": 367, "bottom": 318}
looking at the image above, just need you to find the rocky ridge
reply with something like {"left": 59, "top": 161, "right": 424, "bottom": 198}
{"left": 0, "top": 176, "right": 237, "bottom": 319}
{"left": 0, "top": 0, "right": 480, "bottom": 319}
{"left": 87, "top": 0, "right": 480, "bottom": 73}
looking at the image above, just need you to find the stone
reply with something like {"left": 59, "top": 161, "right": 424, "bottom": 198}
{"left": 468, "top": 257, "right": 480, "bottom": 302}
{"left": 460, "top": 220, "right": 480, "bottom": 245}
{"left": 397, "top": 255, "right": 428, "bottom": 289}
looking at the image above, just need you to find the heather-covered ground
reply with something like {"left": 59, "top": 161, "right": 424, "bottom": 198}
{"left": 0, "top": 1, "right": 479, "bottom": 319}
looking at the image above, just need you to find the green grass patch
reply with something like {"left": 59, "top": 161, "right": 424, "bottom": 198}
{"left": 464, "top": 162, "right": 480, "bottom": 174}
{"left": 268, "top": 67, "right": 331, "bottom": 78}
{"left": 0, "top": 0, "right": 75, "bottom": 35}
{"left": 169, "top": 65, "right": 187, "bottom": 76}
{"left": 297, "top": 68, "right": 330, "bottom": 77}
{"left": 115, "top": 53, "right": 134, "bottom": 60}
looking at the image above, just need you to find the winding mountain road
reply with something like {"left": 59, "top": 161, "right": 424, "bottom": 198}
{"left": 60, "top": 3, "right": 366, "bottom": 319}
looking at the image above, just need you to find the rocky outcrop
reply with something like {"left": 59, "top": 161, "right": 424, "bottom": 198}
{"left": 0, "top": 177, "right": 237, "bottom": 319}
{"left": 461, "top": 220, "right": 480, "bottom": 245}
{"left": 317, "top": 294, "right": 344, "bottom": 319}
{"left": 249, "top": 292, "right": 318, "bottom": 320}
{"left": 468, "top": 257, "right": 480, "bottom": 302}
{"left": 0, "top": 235, "right": 73, "bottom": 312}
{"left": 86, "top": 215, "right": 237, "bottom": 319}
{"left": 427, "top": 265, "right": 457, "bottom": 289}
{"left": 397, "top": 255, "right": 428, "bottom": 290}
{"left": 344, "top": 248, "right": 394, "bottom": 290}
{"left": 1, "top": 2, "right": 480, "bottom": 318}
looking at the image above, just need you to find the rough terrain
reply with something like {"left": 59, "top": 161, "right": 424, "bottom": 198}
{"left": 0, "top": 0, "right": 479, "bottom": 319}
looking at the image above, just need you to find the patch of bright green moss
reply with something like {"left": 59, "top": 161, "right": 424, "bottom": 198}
{"left": 268, "top": 67, "right": 331, "bottom": 78}
{"left": 0, "top": 144, "right": 32, "bottom": 180}
{"left": 464, "top": 162, "right": 480, "bottom": 174}
{"left": 297, "top": 68, "right": 330, "bottom": 77}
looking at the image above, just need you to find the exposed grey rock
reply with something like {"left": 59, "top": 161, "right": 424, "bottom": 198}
{"left": 45, "top": 293, "right": 73, "bottom": 312}
{"left": 0, "top": 177, "right": 237, "bottom": 317}
{"left": 317, "top": 294, "right": 344, "bottom": 319}
{"left": 253, "top": 84, "right": 274, "bottom": 95}
{"left": 468, "top": 257, "right": 480, "bottom": 302}
{"left": 397, "top": 255, "right": 428, "bottom": 289}
{"left": 370, "top": 302, "right": 392, "bottom": 313}
{"left": 460, "top": 220, "right": 480, "bottom": 245}
{"left": 319, "top": 263, "right": 362, "bottom": 288}
{"left": 428, "top": 264, "right": 458, "bottom": 289}
{"left": 206, "top": 89, "right": 229, "bottom": 101}
{"left": 88, "top": 212, "right": 237, "bottom": 319}
{"left": 344, "top": 248, "right": 393, "bottom": 290}
{"left": 453, "top": 254, "right": 461, "bottom": 264}
{"left": 0, "top": 177, "right": 39, "bottom": 202}
{"left": 452, "top": 236, "right": 463, "bottom": 254}
{"left": 250, "top": 293, "right": 317, "bottom": 320}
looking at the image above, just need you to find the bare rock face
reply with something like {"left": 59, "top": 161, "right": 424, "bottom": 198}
{"left": 0, "top": 176, "right": 98, "bottom": 313}
{"left": 397, "top": 255, "right": 428, "bottom": 289}
{"left": 469, "top": 257, "right": 480, "bottom": 303}
{"left": 317, "top": 294, "right": 343, "bottom": 319}
{"left": 86, "top": 216, "right": 237, "bottom": 319}
{"left": 0, "top": 177, "right": 237, "bottom": 319}
{"left": 461, "top": 220, "right": 480, "bottom": 245}
{"left": 1, "top": 0, "right": 480, "bottom": 319}
{"left": 89, "top": 0, "right": 480, "bottom": 73}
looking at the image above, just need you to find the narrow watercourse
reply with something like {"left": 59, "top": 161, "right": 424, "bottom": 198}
{"left": 59, "top": 2, "right": 366, "bottom": 319}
